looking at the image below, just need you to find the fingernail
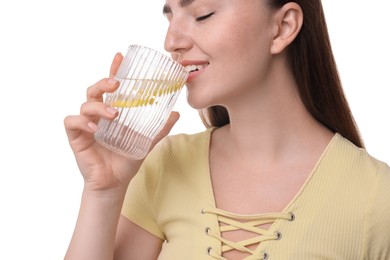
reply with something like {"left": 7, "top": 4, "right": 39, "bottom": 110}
{"left": 106, "top": 106, "right": 118, "bottom": 115}
{"left": 108, "top": 78, "right": 117, "bottom": 85}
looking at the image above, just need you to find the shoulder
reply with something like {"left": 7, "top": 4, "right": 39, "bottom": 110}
{"left": 148, "top": 128, "right": 212, "bottom": 161}
{"left": 160, "top": 128, "right": 212, "bottom": 151}
{"left": 322, "top": 133, "right": 390, "bottom": 212}
{"left": 138, "top": 128, "right": 212, "bottom": 176}
{"left": 328, "top": 133, "right": 389, "bottom": 178}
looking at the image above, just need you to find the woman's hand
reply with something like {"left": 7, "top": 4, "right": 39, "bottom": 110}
{"left": 64, "top": 53, "right": 179, "bottom": 192}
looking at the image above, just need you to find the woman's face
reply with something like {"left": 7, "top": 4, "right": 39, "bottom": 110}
{"left": 163, "top": 0, "right": 277, "bottom": 109}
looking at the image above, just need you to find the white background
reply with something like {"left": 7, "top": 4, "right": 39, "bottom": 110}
{"left": 0, "top": 1, "right": 389, "bottom": 259}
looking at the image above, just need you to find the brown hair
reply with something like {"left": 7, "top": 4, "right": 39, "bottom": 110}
{"left": 199, "top": 0, "right": 364, "bottom": 148}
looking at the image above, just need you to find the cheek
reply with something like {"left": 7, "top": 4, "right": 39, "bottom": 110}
{"left": 216, "top": 21, "right": 272, "bottom": 77}
{"left": 214, "top": 18, "right": 271, "bottom": 62}
{"left": 218, "top": 22, "right": 254, "bottom": 57}
{"left": 185, "top": 14, "right": 274, "bottom": 107}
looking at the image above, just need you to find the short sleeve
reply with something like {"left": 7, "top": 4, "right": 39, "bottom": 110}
{"left": 120, "top": 141, "right": 166, "bottom": 240}
{"left": 362, "top": 162, "right": 390, "bottom": 259}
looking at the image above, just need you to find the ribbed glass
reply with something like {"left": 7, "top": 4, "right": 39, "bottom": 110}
{"left": 94, "top": 45, "right": 188, "bottom": 160}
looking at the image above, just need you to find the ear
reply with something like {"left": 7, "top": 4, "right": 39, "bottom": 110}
{"left": 270, "top": 3, "right": 303, "bottom": 54}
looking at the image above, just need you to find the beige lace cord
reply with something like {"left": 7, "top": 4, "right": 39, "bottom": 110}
{"left": 202, "top": 208, "right": 294, "bottom": 260}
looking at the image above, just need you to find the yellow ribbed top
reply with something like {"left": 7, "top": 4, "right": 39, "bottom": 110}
{"left": 122, "top": 129, "right": 390, "bottom": 259}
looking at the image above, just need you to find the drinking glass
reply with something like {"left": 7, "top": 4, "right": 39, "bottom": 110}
{"left": 94, "top": 45, "right": 188, "bottom": 160}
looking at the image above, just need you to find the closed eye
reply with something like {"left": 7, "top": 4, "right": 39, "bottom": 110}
{"left": 195, "top": 12, "right": 215, "bottom": 22}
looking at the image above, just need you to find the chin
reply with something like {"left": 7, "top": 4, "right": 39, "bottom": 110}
{"left": 187, "top": 100, "right": 207, "bottom": 110}
{"left": 186, "top": 93, "right": 216, "bottom": 110}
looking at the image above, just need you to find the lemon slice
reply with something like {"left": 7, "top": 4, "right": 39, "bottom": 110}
{"left": 112, "top": 98, "right": 156, "bottom": 108}
{"left": 112, "top": 80, "right": 183, "bottom": 108}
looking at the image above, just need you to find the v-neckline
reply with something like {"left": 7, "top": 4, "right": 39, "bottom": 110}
{"left": 202, "top": 128, "right": 339, "bottom": 220}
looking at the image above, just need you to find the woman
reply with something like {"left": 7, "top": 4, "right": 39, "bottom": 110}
{"left": 64, "top": 0, "right": 390, "bottom": 259}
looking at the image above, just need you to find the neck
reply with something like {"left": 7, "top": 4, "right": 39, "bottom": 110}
{"left": 214, "top": 59, "right": 332, "bottom": 163}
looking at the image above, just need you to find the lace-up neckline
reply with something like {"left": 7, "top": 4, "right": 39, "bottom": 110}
{"left": 202, "top": 208, "right": 294, "bottom": 260}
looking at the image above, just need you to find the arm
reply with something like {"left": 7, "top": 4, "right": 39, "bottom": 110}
{"left": 114, "top": 216, "right": 163, "bottom": 260}
{"left": 65, "top": 189, "right": 163, "bottom": 260}
{"left": 65, "top": 188, "right": 127, "bottom": 260}
{"left": 64, "top": 53, "right": 177, "bottom": 259}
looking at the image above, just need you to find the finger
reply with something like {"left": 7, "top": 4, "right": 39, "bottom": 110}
{"left": 64, "top": 115, "right": 96, "bottom": 136}
{"left": 80, "top": 101, "right": 118, "bottom": 122}
{"left": 165, "top": 111, "right": 180, "bottom": 132}
{"left": 109, "top": 53, "right": 123, "bottom": 78}
{"left": 86, "top": 78, "right": 119, "bottom": 102}
{"left": 86, "top": 53, "right": 123, "bottom": 102}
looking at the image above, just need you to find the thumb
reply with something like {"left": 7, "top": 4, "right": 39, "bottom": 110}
{"left": 151, "top": 111, "right": 180, "bottom": 147}
{"left": 109, "top": 53, "right": 123, "bottom": 78}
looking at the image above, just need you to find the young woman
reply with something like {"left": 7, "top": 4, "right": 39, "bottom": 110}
{"left": 64, "top": 0, "right": 390, "bottom": 259}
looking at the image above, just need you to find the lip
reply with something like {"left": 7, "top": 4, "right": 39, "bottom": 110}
{"left": 180, "top": 60, "right": 209, "bottom": 83}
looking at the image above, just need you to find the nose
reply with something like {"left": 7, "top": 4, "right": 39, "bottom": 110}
{"left": 164, "top": 19, "right": 192, "bottom": 59}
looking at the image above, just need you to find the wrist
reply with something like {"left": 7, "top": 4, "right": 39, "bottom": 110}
{"left": 81, "top": 184, "right": 128, "bottom": 206}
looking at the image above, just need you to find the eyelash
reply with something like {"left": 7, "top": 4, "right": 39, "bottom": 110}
{"left": 195, "top": 12, "right": 215, "bottom": 22}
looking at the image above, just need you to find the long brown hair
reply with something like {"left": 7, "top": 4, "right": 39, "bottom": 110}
{"left": 199, "top": 0, "right": 364, "bottom": 148}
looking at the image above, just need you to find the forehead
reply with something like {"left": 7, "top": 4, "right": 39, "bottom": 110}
{"left": 163, "top": 0, "right": 197, "bottom": 14}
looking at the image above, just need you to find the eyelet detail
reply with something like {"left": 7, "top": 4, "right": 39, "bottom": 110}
{"left": 275, "top": 231, "right": 282, "bottom": 240}
{"left": 201, "top": 208, "right": 206, "bottom": 214}
{"left": 205, "top": 227, "right": 211, "bottom": 235}
{"left": 206, "top": 247, "right": 213, "bottom": 255}
{"left": 261, "top": 251, "right": 269, "bottom": 259}
{"left": 289, "top": 212, "right": 295, "bottom": 221}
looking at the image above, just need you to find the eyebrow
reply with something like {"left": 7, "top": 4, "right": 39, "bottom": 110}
{"left": 163, "top": 0, "right": 197, "bottom": 15}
